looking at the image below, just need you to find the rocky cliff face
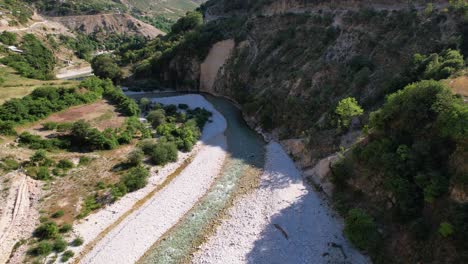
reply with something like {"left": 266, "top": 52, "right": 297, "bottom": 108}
{"left": 49, "top": 13, "right": 164, "bottom": 38}
{"left": 161, "top": 0, "right": 463, "bottom": 166}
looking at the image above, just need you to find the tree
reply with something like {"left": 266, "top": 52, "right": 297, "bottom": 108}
{"left": 146, "top": 109, "right": 166, "bottom": 128}
{"left": 335, "top": 97, "right": 364, "bottom": 130}
{"left": 150, "top": 142, "right": 178, "bottom": 166}
{"left": 91, "top": 54, "right": 122, "bottom": 83}
{"left": 171, "top": 11, "right": 203, "bottom": 35}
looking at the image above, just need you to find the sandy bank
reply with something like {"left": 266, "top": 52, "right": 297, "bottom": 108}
{"left": 73, "top": 95, "right": 227, "bottom": 263}
{"left": 192, "top": 142, "right": 370, "bottom": 264}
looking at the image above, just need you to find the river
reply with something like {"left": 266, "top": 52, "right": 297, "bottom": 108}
{"left": 126, "top": 92, "right": 266, "bottom": 263}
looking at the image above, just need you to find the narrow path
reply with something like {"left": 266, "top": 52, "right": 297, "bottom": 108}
{"left": 192, "top": 142, "right": 370, "bottom": 264}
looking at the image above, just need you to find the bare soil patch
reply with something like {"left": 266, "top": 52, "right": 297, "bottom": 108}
{"left": 21, "top": 100, "right": 126, "bottom": 138}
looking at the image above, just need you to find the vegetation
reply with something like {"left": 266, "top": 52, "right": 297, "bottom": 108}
{"left": 71, "top": 237, "right": 84, "bottom": 247}
{"left": 120, "top": 165, "right": 149, "bottom": 192}
{"left": 344, "top": 208, "right": 380, "bottom": 251}
{"left": 61, "top": 250, "right": 75, "bottom": 262}
{"left": 91, "top": 55, "right": 122, "bottom": 83}
{"left": 335, "top": 97, "right": 364, "bottom": 130}
{"left": 33, "top": 222, "right": 59, "bottom": 240}
{"left": 31, "top": 0, "right": 126, "bottom": 16}
{"left": 0, "top": 31, "right": 17, "bottom": 45}
{"left": 0, "top": 34, "right": 55, "bottom": 80}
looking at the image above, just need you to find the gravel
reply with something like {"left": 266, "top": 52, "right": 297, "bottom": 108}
{"left": 192, "top": 142, "right": 370, "bottom": 264}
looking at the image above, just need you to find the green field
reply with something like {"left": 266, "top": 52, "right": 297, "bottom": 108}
{"left": 0, "top": 67, "right": 78, "bottom": 104}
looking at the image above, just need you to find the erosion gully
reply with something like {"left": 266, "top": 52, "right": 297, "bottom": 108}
{"left": 128, "top": 92, "right": 266, "bottom": 263}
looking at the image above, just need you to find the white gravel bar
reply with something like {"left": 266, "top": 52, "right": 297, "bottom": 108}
{"left": 192, "top": 142, "right": 370, "bottom": 264}
{"left": 73, "top": 95, "right": 228, "bottom": 264}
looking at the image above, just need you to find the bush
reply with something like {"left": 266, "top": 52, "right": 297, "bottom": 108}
{"left": 344, "top": 209, "right": 380, "bottom": 251}
{"left": 36, "top": 167, "right": 51, "bottom": 180}
{"left": 52, "top": 210, "right": 65, "bottom": 218}
{"left": 79, "top": 156, "right": 91, "bottom": 166}
{"left": 53, "top": 238, "right": 67, "bottom": 252}
{"left": 59, "top": 223, "right": 73, "bottom": 233}
{"left": 121, "top": 166, "right": 149, "bottom": 192}
{"left": 61, "top": 250, "right": 74, "bottom": 262}
{"left": 127, "top": 149, "right": 144, "bottom": 167}
{"left": 150, "top": 142, "right": 178, "bottom": 166}
{"left": 439, "top": 222, "right": 454, "bottom": 237}
{"left": 77, "top": 196, "right": 101, "bottom": 219}
{"left": 71, "top": 237, "right": 84, "bottom": 247}
{"left": 57, "top": 159, "right": 74, "bottom": 170}
{"left": 43, "top": 122, "right": 58, "bottom": 130}
{"left": 31, "top": 241, "right": 52, "bottom": 256}
{"left": 34, "top": 222, "right": 59, "bottom": 240}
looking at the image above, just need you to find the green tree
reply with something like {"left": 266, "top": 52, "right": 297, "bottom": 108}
{"left": 171, "top": 11, "right": 203, "bottom": 35}
{"left": 335, "top": 97, "right": 364, "bottom": 130}
{"left": 146, "top": 109, "right": 166, "bottom": 128}
{"left": 91, "top": 54, "right": 122, "bottom": 83}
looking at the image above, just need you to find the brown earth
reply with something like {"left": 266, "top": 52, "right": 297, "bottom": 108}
{"left": 20, "top": 100, "right": 127, "bottom": 138}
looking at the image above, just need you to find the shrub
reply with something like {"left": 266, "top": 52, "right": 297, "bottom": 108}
{"left": 53, "top": 238, "right": 67, "bottom": 252}
{"left": 77, "top": 196, "right": 101, "bottom": 219}
{"left": 31, "top": 241, "right": 52, "bottom": 256}
{"left": 71, "top": 237, "right": 84, "bottom": 247}
{"left": 61, "top": 250, "right": 74, "bottom": 262}
{"left": 36, "top": 167, "right": 50, "bottom": 180}
{"left": 43, "top": 122, "right": 58, "bottom": 130}
{"left": 59, "top": 223, "right": 73, "bottom": 233}
{"left": 52, "top": 210, "right": 65, "bottom": 218}
{"left": 127, "top": 148, "right": 144, "bottom": 167}
{"left": 57, "top": 159, "right": 74, "bottom": 170}
{"left": 34, "top": 222, "right": 59, "bottom": 240}
{"left": 344, "top": 209, "right": 380, "bottom": 251}
{"left": 150, "top": 142, "right": 178, "bottom": 166}
{"left": 79, "top": 156, "right": 91, "bottom": 166}
{"left": 439, "top": 222, "right": 454, "bottom": 237}
{"left": 121, "top": 166, "right": 149, "bottom": 192}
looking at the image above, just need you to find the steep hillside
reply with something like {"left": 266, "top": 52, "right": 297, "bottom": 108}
{"left": 125, "top": 0, "right": 201, "bottom": 19}
{"left": 49, "top": 13, "right": 164, "bottom": 38}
